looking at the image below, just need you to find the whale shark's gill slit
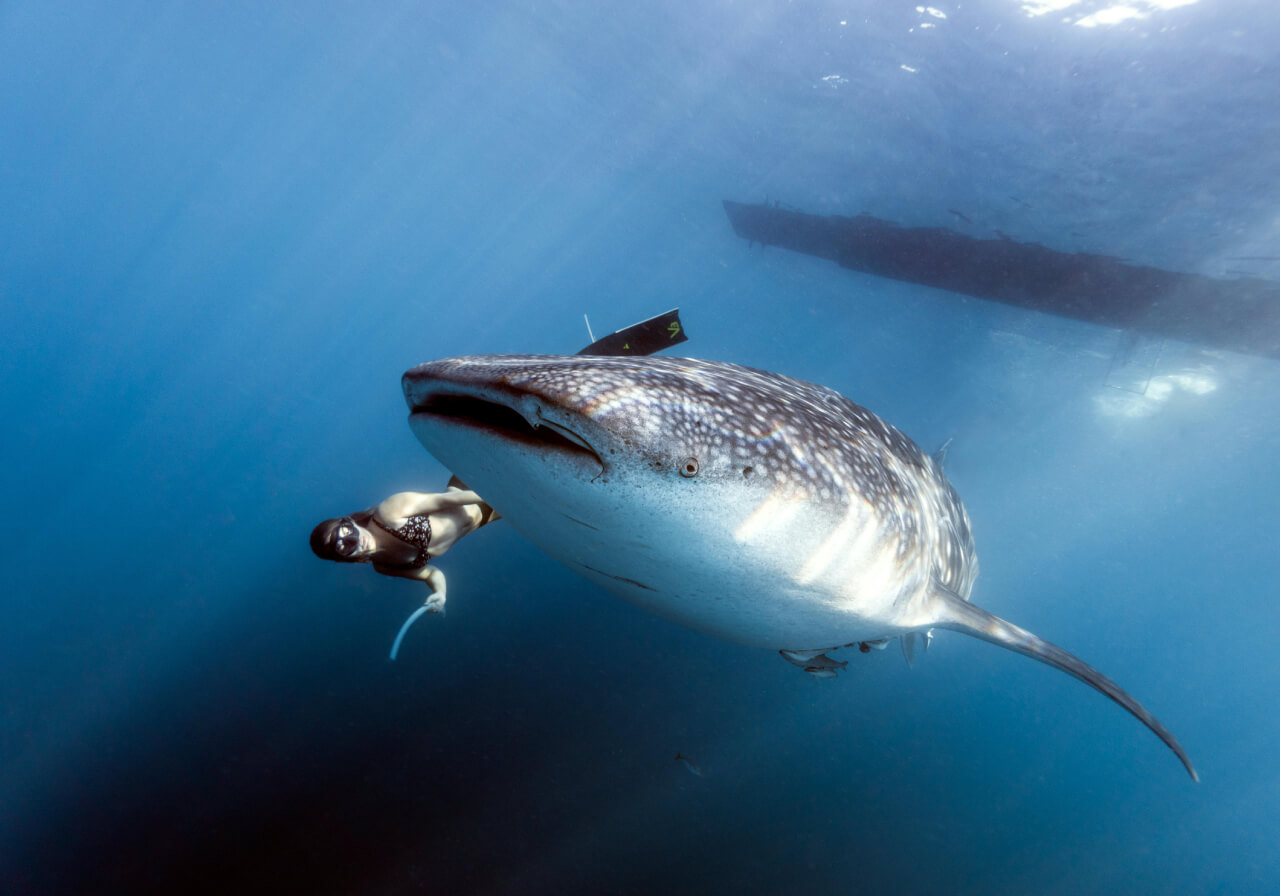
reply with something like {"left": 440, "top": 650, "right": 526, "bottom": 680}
{"left": 578, "top": 563, "right": 657, "bottom": 592}
{"left": 413, "top": 393, "right": 601, "bottom": 462}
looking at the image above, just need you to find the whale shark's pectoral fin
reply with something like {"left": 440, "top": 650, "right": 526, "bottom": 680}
{"left": 901, "top": 633, "right": 919, "bottom": 666}
{"left": 930, "top": 585, "right": 1198, "bottom": 781}
{"left": 901, "top": 631, "right": 932, "bottom": 666}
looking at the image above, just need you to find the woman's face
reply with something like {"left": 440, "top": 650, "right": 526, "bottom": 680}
{"left": 333, "top": 518, "right": 375, "bottom": 561}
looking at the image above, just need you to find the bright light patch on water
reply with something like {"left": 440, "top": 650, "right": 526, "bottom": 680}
{"left": 1095, "top": 367, "right": 1218, "bottom": 418}
{"left": 1022, "top": 0, "right": 1075, "bottom": 12}
{"left": 1077, "top": 5, "right": 1146, "bottom": 26}
{"left": 1020, "top": 0, "right": 1198, "bottom": 23}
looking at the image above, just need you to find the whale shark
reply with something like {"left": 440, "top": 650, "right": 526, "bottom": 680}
{"left": 401, "top": 354, "right": 1197, "bottom": 780}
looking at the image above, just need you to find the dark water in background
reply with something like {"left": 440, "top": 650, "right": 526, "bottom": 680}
{"left": 3, "top": 2, "right": 1279, "bottom": 893}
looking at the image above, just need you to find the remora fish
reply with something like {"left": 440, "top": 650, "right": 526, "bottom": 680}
{"left": 402, "top": 354, "right": 1197, "bottom": 780}
{"left": 675, "top": 753, "right": 703, "bottom": 777}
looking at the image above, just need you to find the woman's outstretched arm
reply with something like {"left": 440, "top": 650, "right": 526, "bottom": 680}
{"left": 377, "top": 488, "right": 485, "bottom": 520}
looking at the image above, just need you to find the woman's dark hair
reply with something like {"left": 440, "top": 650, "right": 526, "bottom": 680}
{"left": 310, "top": 518, "right": 346, "bottom": 560}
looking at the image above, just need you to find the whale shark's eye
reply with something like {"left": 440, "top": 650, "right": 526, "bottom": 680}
{"left": 679, "top": 457, "right": 700, "bottom": 478}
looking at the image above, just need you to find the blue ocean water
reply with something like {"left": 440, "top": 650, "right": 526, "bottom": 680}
{"left": 3, "top": 1, "right": 1279, "bottom": 892}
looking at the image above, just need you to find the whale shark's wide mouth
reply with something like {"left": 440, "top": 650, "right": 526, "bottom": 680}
{"left": 409, "top": 391, "right": 603, "bottom": 464}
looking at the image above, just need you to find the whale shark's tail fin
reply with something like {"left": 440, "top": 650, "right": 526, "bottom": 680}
{"left": 931, "top": 585, "right": 1198, "bottom": 782}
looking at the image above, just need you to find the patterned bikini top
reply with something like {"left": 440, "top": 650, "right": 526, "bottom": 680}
{"left": 374, "top": 513, "right": 432, "bottom": 569}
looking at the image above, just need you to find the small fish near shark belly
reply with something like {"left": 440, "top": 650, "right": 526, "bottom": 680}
{"left": 402, "top": 353, "right": 1197, "bottom": 780}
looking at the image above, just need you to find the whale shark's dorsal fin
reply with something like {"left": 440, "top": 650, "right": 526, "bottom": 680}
{"left": 929, "top": 585, "right": 1198, "bottom": 781}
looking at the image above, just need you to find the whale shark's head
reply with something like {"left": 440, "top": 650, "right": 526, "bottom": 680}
{"left": 403, "top": 355, "right": 786, "bottom": 575}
